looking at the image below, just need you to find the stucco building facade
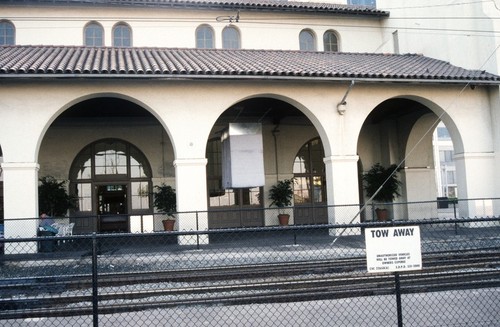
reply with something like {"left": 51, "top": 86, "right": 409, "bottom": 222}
{"left": 1, "top": 1, "right": 499, "bottom": 250}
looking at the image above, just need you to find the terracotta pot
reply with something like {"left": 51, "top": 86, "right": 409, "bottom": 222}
{"left": 162, "top": 219, "right": 175, "bottom": 231}
{"left": 278, "top": 214, "right": 290, "bottom": 226}
{"left": 375, "top": 208, "right": 389, "bottom": 221}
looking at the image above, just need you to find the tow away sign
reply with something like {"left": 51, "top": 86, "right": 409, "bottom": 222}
{"left": 365, "top": 226, "right": 422, "bottom": 273}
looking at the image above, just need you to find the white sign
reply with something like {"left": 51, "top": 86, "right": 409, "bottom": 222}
{"left": 365, "top": 226, "right": 422, "bottom": 273}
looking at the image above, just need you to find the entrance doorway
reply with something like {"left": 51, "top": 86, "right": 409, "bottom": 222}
{"left": 97, "top": 184, "right": 128, "bottom": 232}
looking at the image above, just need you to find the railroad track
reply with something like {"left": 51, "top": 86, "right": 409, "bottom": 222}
{"left": 1, "top": 249, "right": 499, "bottom": 319}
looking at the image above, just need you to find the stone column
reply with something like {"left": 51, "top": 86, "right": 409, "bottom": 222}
{"left": 2, "top": 162, "right": 39, "bottom": 254}
{"left": 324, "top": 155, "right": 361, "bottom": 236}
{"left": 174, "top": 158, "right": 209, "bottom": 245}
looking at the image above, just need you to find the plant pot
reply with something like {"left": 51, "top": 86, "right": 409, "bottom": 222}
{"left": 162, "top": 219, "right": 175, "bottom": 231}
{"left": 278, "top": 214, "right": 290, "bottom": 226}
{"left": 375, "top": 208, "right": 389, "bottom": 221}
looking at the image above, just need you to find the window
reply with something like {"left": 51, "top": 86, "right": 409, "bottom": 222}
{"left": 293, "top": 138, "right": 326, "bottom": 204}
{"left": 299, "top": 30, "right": 316, "bottom": 51}
{"left": 84, "top": 22, "right": 104, "bottom": 46}
{"left": 196, "top": 25, "right": 214, "bottom": 49}
{"left": 70, "top": 139, "right": 152, "bottom": 213}
{"left": 113, "top": 23, "right": 132, "bottom": 47}
{"left": 222, "top": 26, "right": 240, "bottom": 49}
{"left": 0, "top": 20, "right": 15, "bottom": 45}
{"left": 323, "top": 30, "right": 338, "bottom": 52}
{"left": 348, "top": 0, "right": 376, "bottom": 7}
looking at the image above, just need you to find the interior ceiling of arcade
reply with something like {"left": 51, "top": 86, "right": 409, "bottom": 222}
{"left": 366, "top": 98, "right": 433, "bottom": 124}
{"left": 52, "top": 97, "right": 309, "bottom": 128}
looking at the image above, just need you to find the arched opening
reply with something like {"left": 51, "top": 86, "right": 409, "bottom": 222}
{"left": 357, "top": 97, "right": 458, "bottom": 221}
{"left": 39, "top": 96, "right": 173, "bottom": 233}
{"left": 206, "top": 96, "right": 321, "bottom": 228}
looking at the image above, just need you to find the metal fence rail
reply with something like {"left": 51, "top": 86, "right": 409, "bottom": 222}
{"left": 0, "top": 217, "right": 499, "bottom": 326}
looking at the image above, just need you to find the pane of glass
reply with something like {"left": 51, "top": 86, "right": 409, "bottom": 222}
{"left": 293, "top": 177, "right": 310, "bottom": 204}
{"left": 0, "top": 22, "right": 15, "bottom": 45}
{"left": 94, "top": 141, "right": 127, "bottom": 175}
{"left": 131, "top": 181, "right": 150, "bottom": 210}
{"left": 293, "top": 144, "right": 309, "bottom": 174}
{"left": 313, "top": 176, "right": 324, "bottom": 203}
{"left": 130, "top": 147, "right": 150, "bottom": 178}
{"left": 209, "top": 188, "right": 235, "bottom": 207}
{"left": 76, "top": 183, "right": 92, "bottom": 212}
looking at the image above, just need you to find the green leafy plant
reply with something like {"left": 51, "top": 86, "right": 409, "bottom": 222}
{"left": 38, "top": 176, "right": 76, "bottom": 217}
{"left": 269, "top": 179, "right": 294, "bottom": 208}
{"left": 153, "top": 184, "right": 176, "bottom": 218}
{"left": 362, "top": 163, "right": 401, "bottom": 203}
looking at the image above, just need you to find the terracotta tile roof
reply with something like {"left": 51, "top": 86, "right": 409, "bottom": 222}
{"left": 5, "top": 0, "right": 389, "bottom": 16}
{"left": 0, "top": 45, "right": 498, "bottom": 84}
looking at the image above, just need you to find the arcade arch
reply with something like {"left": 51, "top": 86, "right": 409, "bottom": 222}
{"left": 206, "top": 97, "right": 325, "bottom": 228}
{"left": 357, "top": 97, "right": 461, "bottom": 221}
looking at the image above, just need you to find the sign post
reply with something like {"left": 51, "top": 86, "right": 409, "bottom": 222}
{"left": 365, "top": 226, "right": 422, "bottom": 327}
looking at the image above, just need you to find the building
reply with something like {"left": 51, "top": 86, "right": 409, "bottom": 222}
{"left": 1, "top": 0, "right": 499, "bottom": 250}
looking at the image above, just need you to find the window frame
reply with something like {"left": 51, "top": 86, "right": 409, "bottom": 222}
{"left": 222, "top": 25, "right": 241, "bottom": 49}
{"left": 84, "top": 21, "right": 104, "bottom": 47}
{"left": 323, "top": 30, "right": 339, "bottom": 52}
{"left": 196, "top": 25, "right": 215, "bottom": 49}
{"left": 112, "top": 22, "right": 132, "bottom": 47}
{"left": 299, "top": 29, "right": 316, "bottom": 51}
{"left": 0, "top": 20, "right": 15, "bottom": 45}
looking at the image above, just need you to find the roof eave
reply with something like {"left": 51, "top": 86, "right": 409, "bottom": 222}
{"left": 0, "top": 74, "right": 497, "bottom": 86}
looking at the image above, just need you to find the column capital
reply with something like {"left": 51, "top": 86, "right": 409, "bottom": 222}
{"left": 173, "top": 158, "right": 208, "bottom": 168}
{"left": 323, "top": 155, "right": 359, "bottom": 164}
{"left": 1, "top": 162, "right": 40, "bottom": 171}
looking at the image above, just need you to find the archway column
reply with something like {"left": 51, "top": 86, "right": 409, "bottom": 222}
{"left": 455, "top": 152, "right": 498, "bottom": 221}
{"left": 1, "top": 162, "right": 39, "bottom": 254}
{"left": 174, "top": 158, "right": 209, "bottom": 245}
{"left": 324, "top": 155, "right": 361, "bottom": 235}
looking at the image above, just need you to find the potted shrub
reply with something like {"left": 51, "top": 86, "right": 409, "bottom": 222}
{"left": 38, "top": 176, "right": 76, "bottom": 217}
{"left": 153, "top": 184, "right": 177, "bottom": 231}
{"left": 362, "top": 163, "right": 401, "bottom": 221}
{"left": 269, "top": 179, "right": 294, "bottom": 225}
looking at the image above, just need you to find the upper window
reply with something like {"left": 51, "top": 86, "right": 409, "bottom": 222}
{"left": 348, "top": 0, "right": 376, "bottom": 7}
{"left": 196, "top": 25, "right": 214, "bottom": 49}
{"left": 0, "top": 20, "right": 15, "bottom": 45}
{"left": 299, "top": 29, "right": 316, "bottom": 51}
{"left": 113, "top": 23, "right": 132, "bottom": 47}
{"left": 84, "top": 22, "right": 104, "bottom": 47}
{"left": 323, "top": 30, "right": 339, "bottom": 52}
{"left": 222, "top": 26, "right": 240, "bottom": 49}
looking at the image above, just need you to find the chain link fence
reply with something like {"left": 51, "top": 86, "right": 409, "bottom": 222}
{"left": 0, "top": 202, "right": 499, "bottom": 326}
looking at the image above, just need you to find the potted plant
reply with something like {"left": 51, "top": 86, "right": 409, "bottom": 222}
{"left": 153, "top": 184, "right": 177, "bottom": 231}
{"left": 38, "top": 176, "right": 76, "bottom": 217}
{"left": 269, "top": 179, "right": 294, "bottom": 225}
{"left": 362, "top": 163, "right": 401, "bottom": 221}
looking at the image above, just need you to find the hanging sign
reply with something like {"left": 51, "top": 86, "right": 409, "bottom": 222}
{"left": 365, "top": 226, "right": 422, "bottom": 273}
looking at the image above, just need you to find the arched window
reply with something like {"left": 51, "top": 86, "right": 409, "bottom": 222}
{"left": 293, "top": 138, "right": 327, "bottom": 224}
{"left": 0, "top": 20, "right": 15, "bottom": 45}
{"left": 293, "top": 138, "right": 326, "bottom": 205}
{"left": 84, "top": 22, "right": 104, "bottom": 46}
{"left": 196, "top": 25, "right": 214, "bottom": 49}
{"left": 222, "top": 26, "right": 240, "bottom": 49}
{"left": 113, "top": 23, "right": 132, "bottom": 47}
{"left": 299, "top": 29, "right": 316, "bottom": 51}
{"left": 70, "top": 139, "right": 152, "bottom": 214}
{"left": 323, "top": 30, "right": 339, "bottom": 52}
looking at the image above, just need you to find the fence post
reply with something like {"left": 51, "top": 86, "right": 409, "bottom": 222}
{"left": 92, "top": 232, "right": 99, "bottom": 327}
{"left": 395, "top": 272, "right": 403, "bottom": 327}
{"left": 196, "top": 211, "right": 200, "bottom": 250}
